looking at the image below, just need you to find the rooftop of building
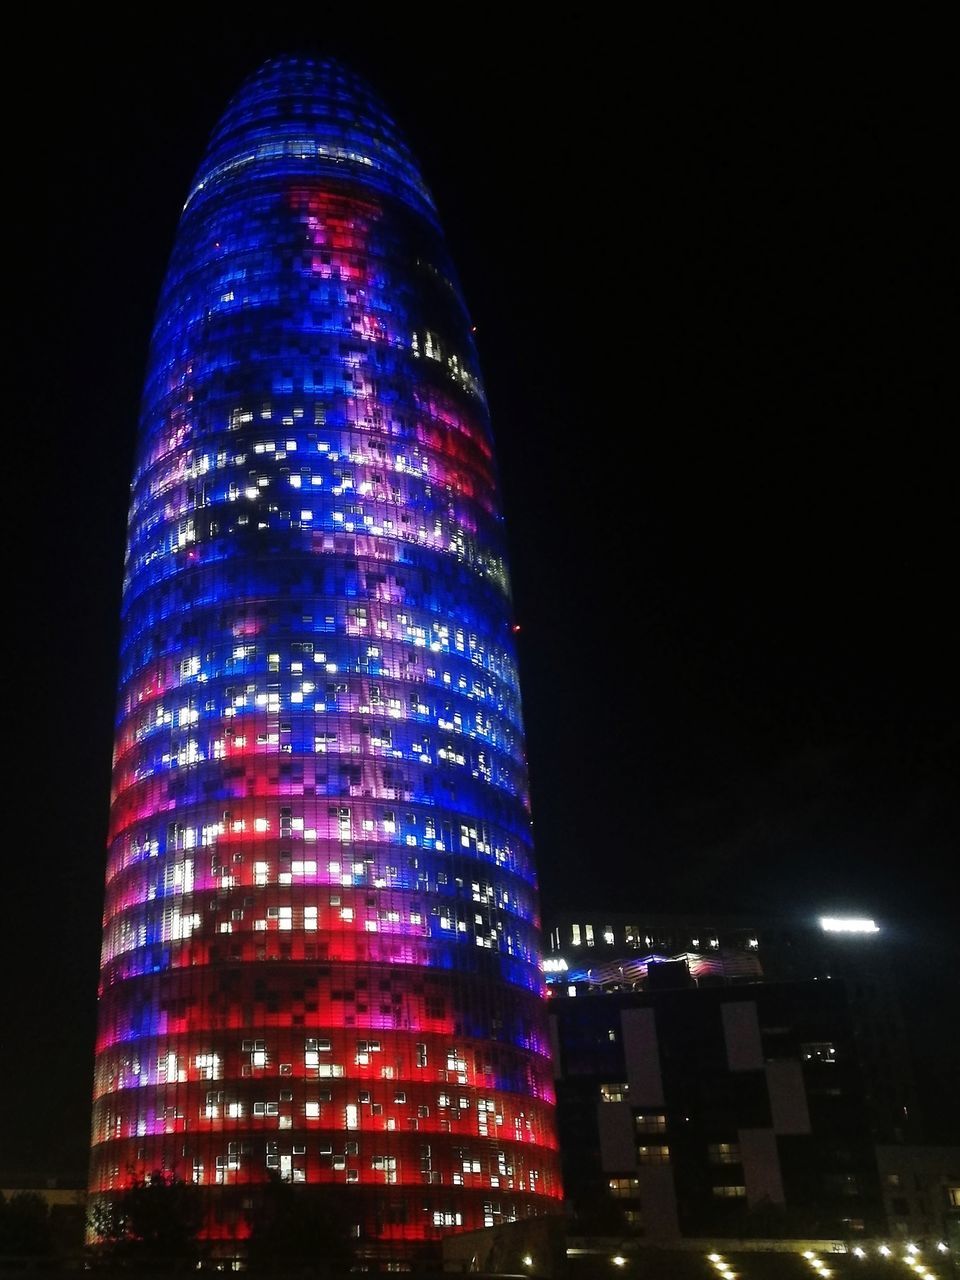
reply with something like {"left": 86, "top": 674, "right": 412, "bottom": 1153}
{"left": 183, "top": 54, "right": 437, "bottom": 225}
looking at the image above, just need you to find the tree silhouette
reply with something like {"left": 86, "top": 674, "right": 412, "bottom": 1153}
{"left": 245, "top": 1173, "right": 355, "bottom": 1275}
{"left": 88, "top": 1169, "right": 203, "bottom": 1266}
{"left": 0, "top": 1192, "right": 52, "bottom": 1258}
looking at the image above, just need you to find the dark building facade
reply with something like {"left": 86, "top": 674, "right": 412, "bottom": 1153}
{"left": 875, "top": 1146, "right": 960, "bottom": 1248}
{"left": 88, "top": 56, "right": 561, "bottom": 1263}
{"left": 550, "top": 974, "right": 886, "bottom": 1242}
{"left": 545, "top": 911, "right": 957, "bottom": 1257}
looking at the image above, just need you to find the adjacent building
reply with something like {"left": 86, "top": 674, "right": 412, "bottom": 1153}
{"left": 88, "top": 56, "right": 561, "bottom": 1264}
{"left": 545, "top": 911, "right": 956, "bottom": 1258}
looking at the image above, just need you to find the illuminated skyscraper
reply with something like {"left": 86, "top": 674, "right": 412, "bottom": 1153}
{"left": 88, "top": 56, "right": 561, "bottom": 1260}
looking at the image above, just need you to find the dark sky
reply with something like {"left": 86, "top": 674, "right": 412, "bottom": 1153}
{"left": 9, "top": 21, "right": 957, "bottom": 1181}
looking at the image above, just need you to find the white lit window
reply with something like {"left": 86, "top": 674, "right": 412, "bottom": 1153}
{"left": 801, "top": 1041, "right": 838, "bottom": 1064}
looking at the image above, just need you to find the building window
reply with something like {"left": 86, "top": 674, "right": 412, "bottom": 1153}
{"left": 708, "top": 1142, "right": 741, "bottom": 1165}
{"left": 636, "top": 1145, "right": 670, "bottom": 1165}
{"left": 608, "top": 1178, "right": 641, "bottom": 1199}
{"left": 801, "top": 1041, "right": 838, "bottom": 1064}
{"left": 600, "top": 1083, "right": 628, "bottom": 1103}
{"left": 635, "top": 1114, "right": 666, "bottom": 1135}
{"left": 712, "top": 1185, "right": 747, "bottom": 1199}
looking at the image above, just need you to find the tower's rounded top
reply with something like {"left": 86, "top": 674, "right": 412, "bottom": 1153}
{"left": 183, "top": 54, "right": 437, "bottom": 223}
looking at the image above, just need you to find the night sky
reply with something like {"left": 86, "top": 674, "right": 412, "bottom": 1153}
{"left": 8, "top": 22, "right": 956, "bottom": 1181}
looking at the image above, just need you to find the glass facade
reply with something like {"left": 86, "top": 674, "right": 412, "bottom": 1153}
{"left": 88, "top": 56, "right": 561, "bottom": 1255}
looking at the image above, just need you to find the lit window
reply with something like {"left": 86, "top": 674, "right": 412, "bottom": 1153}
{"left": 608, "top": 1178, "right": 641, "bottom": 1199}
{"left": 635, "top": 1114, "right": 666, "bottom": 1134}
{"left": 599, "top": 1083, "right": 628, "bottom": 1103}
{"left": 801, "top": 1041, "right": 838, "bottom": 1064}
{"left": 636, "top": 1145, "right": 670, "bottom": 1164}
{"left": 708, "top": 1143, "right": 741, "bottom": 1165}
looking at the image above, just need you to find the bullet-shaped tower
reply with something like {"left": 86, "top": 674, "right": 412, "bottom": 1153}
{"left": 89, "top": 56, "right": 561, "bottom": 1260}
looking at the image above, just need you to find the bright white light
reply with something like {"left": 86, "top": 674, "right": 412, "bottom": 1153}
{"left": 819, "top": 916, "right": 880, "bottom": 933}
{"left": 612, "top": 1259, "right": 626, "bottom": 1269}
{"left": 707, "top": 1255, "right": 722, "bottom": 1264}
{"left": 879, "top": 1246, "right": 891, "bottom": 1257}
{"left": 937, "top": 1242, "right": 948, "bottom": 1252}
{"left": 853, "top": 1248, "right": 866, "bottom": 1258}
{"left": 522, "top": 1256, "right": 533, "bottom": 1269}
